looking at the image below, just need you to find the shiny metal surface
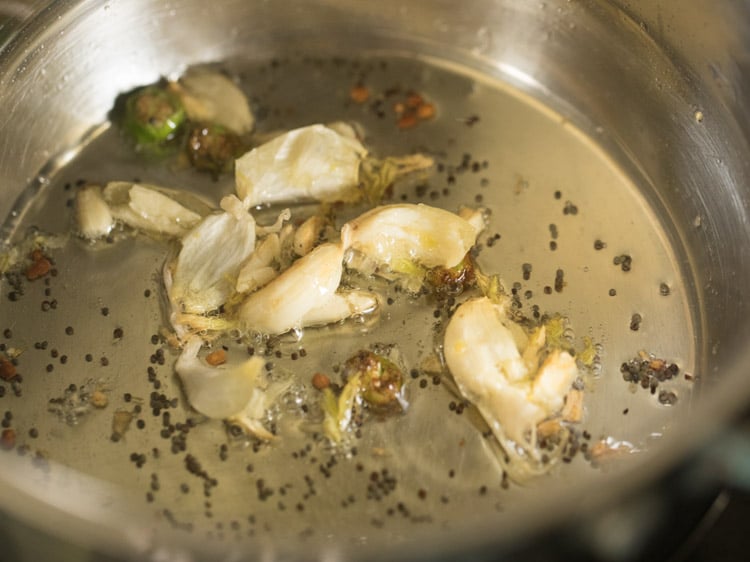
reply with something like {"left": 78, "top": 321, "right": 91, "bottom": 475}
{"left": 0, "top": 1, "right": 748, "bottom": 561}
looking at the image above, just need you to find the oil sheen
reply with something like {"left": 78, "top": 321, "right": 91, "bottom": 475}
{"left": 0, "top": 54, "right": 696, "bottom": 547}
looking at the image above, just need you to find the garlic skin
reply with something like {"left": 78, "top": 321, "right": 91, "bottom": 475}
{"left": 444, "top": 297, "right": 578, "bottom": 465}
{"left": 75, "top": 185, "right": 114, "bottom": 240}
{"left": 345, "top": 203, "right": 481, "bottom": 274}
{"left": 238, "top": 225, "right": 377, "bottom": 335}
{"left": 173, "top": 67, "right": 255, "bottom": 134}
{"left": 102, "top": 182, "right": 204, "bottom": 237}
{"left": 235, "top": 124, "right": 367, "bottom": 206}
{"left": 171, "top": 195, "right": 256, "bottom": 314}
{"left": 175, "top": 337, "right": 264, "bottom": 419}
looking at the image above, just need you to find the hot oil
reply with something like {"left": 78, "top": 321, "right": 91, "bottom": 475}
{"left": 0, "top": 55, "right": 696, "bottom": 546}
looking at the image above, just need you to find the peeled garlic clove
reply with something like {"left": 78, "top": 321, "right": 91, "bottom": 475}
{"left": 345, "top": 203, "right": 480, "bottom": 273}
{"left": 444, "top": 296, "right": 580, "bottom": 470}
{"left": 235, "top": 266, "right": 277, "bottom": 295}
{"left": 444, "top": 297, "right": 539, "bottom": 447}
{"left": 444, "top": 297, "right": 529, "bottom": 391}
{"left": 235, "top": 124, "right": 367, "bottom": 206}
{"left": 238, "top": 226, "right": 356, "bottom": 335}
{"left": 75, "top": 185, "right": 114, "bottom": 240}
{"left": 238, "top": 240, "right": 345, "bottom": 335}
{"left": 175, "top": 337, "right": 264, "bottom": 420}
{"left": 173, "top": 67, "right": 255, "bottom": 134}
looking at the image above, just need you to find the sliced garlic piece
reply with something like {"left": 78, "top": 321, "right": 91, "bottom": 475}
{"left": 103, "top": 181, "right": 205, "bottom": 237}
{"left": 75, "top": 185, "right": 114, "bottom": 240}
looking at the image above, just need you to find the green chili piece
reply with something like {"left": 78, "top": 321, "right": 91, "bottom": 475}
{"left": 123, "top": 85, "right": 185, "bottom": 147}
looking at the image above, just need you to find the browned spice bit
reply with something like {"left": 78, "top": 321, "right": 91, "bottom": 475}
{"left": 620, "top": 352, "right": 680, "bottom": 404}
{"left": 648, "top": 358, "right": 665, "bottom": 371}
{"left": 397, "top": 114, "right": 418, "bottom": 129}
{"left": 406, "top": 92, "right": 424, "bottom": 108}
{"left": 416, "top": 103, "right": 436, "bottom": 120}
{"left": 1, "top": 428, "right": 16, "bottom": 450}
{"left": 311, "top": 373, "right": 331, "bottom": 391}
{"left": 536, "top": 419, "right": 563, "bottom": 439}
{"left": 112, "top": 409, "right": 133, "bottom": 439}
{"left": 561, "top": 389, "right": 584, "bottom": 423}
{"left": 25, "top": 249, "right": 52, "bottom": 281}
{"left": 205, "top": 349, "right": 227, "bottom": 367}
{"left": 389, "top": 89, "right": 437, "bottom": 128}
{"left": 91, "top": 390, "right": 109, "bottom": 408}
{"left": 589, "top": 439, "right": 633, "bottom": 467}
{"left": 425, "top": 254, "right": 476, "bottom": 298}
{"left": 349, "top": 84, "right": 370, "bottom": 104}
{"left": 0, "top": 355, "right": 17, "bottom": 381}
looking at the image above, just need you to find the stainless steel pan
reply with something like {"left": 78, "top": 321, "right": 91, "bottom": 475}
{"left": 0, "top": 1, "right": 749, "bottom": 560}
